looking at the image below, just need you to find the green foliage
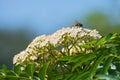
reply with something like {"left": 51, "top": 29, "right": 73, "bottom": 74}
{"left": 0, "top": 33, "right": 120, "bottom": 80}
{"left": 84, "top": 12, "right": 120, "bottom": 35}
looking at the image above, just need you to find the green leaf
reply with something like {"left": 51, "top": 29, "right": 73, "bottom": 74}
{"left": 13, "top": 64, "right": 22, "bottom": 75}
{"left": 102, "top": 56, "right": 114, "bottom": 74}
{"left": 72, "top": 53, "right": 96, "bottom": 71}
{"left": 25, "top": 63, "right": 34, "bottom": 78}
{"left": 59, "top": 56, "right": 73, "bottom": 61}
{"left": 75, "top": 71, "right": 90, "bottom": 80}
{"left": 38, "top": 61, "right": 50, "bottom": 80}
{"left": 48, "top": 63, "right": 58, "bottom": 80}
{"left": 80, "top": 44, "right": 92, "bottom": 49}
{"left": 89, "top": 53, "right": 106, "bottom": 79}
{"left": 110, "top": 33, "right": 118, "bottom": 40}
{"left": 19, "top": 72, "right": 30, "bottom": 79}
{"left": 52, "top": 74, "right": 64, "bottom": 80}
{"left": 96, "top": 33, "right": 112, "bottom": 45}
{"left": 64, "top": 71, "right": 90, "bottom": 80}
{"left": 96, "top": 36, "right": 106, "bottom": 45}
{"left": 64, "top": 73, "right": 77, "bottom": 80}
{"left": 105, "top": 33, "right": 113, "bottom": 42}
{"left": 1, "top": 64, "right": 8, "bottom": 73}
{"left": 67, "top": 54, "right": 85, "bottom": 63}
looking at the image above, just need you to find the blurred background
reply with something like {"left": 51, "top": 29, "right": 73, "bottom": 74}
{"left": 0, "top": 0, "right": 120, "bottom": 69}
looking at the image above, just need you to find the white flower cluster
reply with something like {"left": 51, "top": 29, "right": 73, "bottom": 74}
{"left": 13, "top": 27, "right": 101, "bottom": 64}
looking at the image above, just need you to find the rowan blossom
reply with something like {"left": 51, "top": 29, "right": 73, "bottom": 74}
{"left": 13, "top": 26, "right": 101, "bottom": 64}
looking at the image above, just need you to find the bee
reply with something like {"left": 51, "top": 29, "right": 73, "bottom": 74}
{"left": 73, "top": 22, "right": 83, "bottom": 27}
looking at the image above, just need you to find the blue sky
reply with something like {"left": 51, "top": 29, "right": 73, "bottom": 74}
{"left": 0, "top": 0, "right": 120, "bottom": 35}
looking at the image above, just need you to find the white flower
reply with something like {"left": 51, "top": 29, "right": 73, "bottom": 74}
{"left": 28, "top": 35, "right": 47, "bottom": 48}
{"left": 40, "top": 39, "right": 48, "bottom": 47}
{"left": 13, "top": 51, "right": 28, "bottom": 64}
{"left": 70, "top": 27, "right": 82, "bottom": 37}
{"left": 89, "top": 29, "right": 102, "bottom": 38}
{"left": 30, "top": 55, "right": 37, "bottom": 60}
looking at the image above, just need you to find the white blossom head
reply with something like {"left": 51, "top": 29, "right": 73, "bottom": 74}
{"left": 13, "top": 26, "right": 101, "bottom": 65}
